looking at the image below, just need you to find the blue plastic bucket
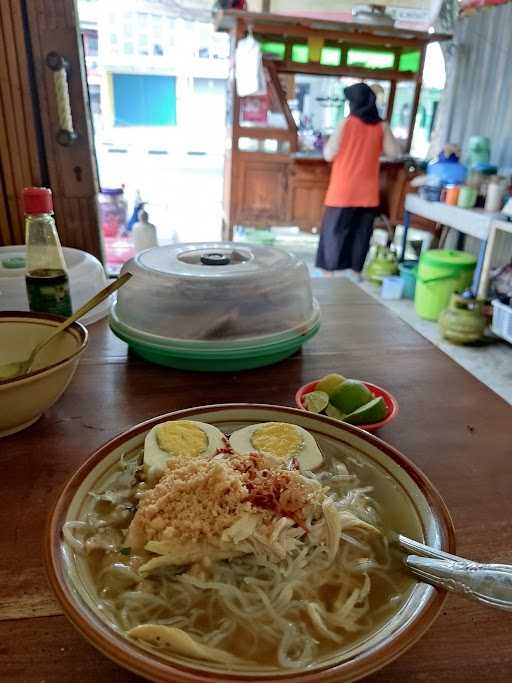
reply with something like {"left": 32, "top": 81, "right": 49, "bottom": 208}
{"left": 399, "top": 261, "right": 418, "bottom": 300}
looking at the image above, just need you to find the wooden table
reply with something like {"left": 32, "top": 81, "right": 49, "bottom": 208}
{"left": 1, "top": 279, "right": 512, "bottom": 682}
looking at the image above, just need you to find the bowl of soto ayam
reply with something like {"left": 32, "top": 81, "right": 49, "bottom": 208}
{"left": 296, "top": 373, "right": 398, "bottom": 431}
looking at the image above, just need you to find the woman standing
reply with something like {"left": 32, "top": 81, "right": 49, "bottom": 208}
{"left": 316, "top": 82, "right": 401, "bottom": 274}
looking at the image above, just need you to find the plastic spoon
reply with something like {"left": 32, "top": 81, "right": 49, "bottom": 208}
{"left": 0, "top": 272, "right": 132, "bottom": 381}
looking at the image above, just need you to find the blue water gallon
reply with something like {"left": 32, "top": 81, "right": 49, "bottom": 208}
{"left": 427, "top": 151, "right": 467, "bottom": 186}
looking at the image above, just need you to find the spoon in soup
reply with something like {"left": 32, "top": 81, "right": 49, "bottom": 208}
{"left": 393, "top": 533, "right": 512, "bottom": 611}
{"left": 0, "top": 272, "right": 132, "bottom": 381}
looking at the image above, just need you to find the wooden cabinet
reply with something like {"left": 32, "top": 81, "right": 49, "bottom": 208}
{"left": 287, "top": 162, "right": 330, "bottom": 231}
{"left": 232, "top": 153, "right": 329, "bottom": 231}
{"left": 234, "top": 156, "right": 289, "bottom": 225}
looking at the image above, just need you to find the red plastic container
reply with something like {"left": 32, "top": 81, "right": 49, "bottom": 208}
{"left": 295, "top": 380, "right": 399, "bottom": 432}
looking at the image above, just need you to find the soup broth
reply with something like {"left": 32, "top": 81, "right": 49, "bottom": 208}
{"left": 64, "top": 426, "right": 419, "bottom": 673}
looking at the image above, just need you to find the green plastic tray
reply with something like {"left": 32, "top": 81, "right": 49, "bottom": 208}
{"left": 110, "top": 320, "right": 320, "bottom": 372}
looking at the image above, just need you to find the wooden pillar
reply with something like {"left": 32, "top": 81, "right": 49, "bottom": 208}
{"left": 386, "top": 81, "right": 397, "bottom": 122}
{"left": 406, "top": 47, "right": 426, "bottom": 153}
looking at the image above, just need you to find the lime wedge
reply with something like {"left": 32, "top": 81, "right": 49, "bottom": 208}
{"left": 330, "top": 379, "right": 372, "bottom": 414}
{"left": 315, "top": 373, "right": 346, "bottom": 397}
{"left": 303, "top": 390, "right": 329, "bottom": 414}
{"left": 325, "top": 403, "right": 344, "bottom": 419}
{"left": 343, "top": 397, "right": 387, "bottom": 425}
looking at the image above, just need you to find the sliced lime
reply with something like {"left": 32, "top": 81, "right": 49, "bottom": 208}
{"left": 330, "top": 379, "right": 372, "bottom": 414}
{"left": 315, "top": 373, "right": 346, "bottom": 397}
{"left": 325, "top": 403, "right": 345, "bottom": 419}
{"left": 303, "top": 390, "right": 330, "bottom": 414}
{"left": 343, "top": 396, "right": 387, "bottom": 425}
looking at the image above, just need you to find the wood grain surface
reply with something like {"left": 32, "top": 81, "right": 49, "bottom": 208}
{"left": 1, "top": 279, "right": 511, "bottom": 681}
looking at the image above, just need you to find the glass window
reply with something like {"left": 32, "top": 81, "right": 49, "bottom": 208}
{"left": 292, "top": 44, "right": 308, "bottom": 63}
{"left": 112, "top": 73, "right": 177, "bottom": 126}
{"left": 390, "top": 81, "right": 415, "bottom": 144}
{"left": 239, "top": 69, "right": 287, "bottom": 129}
{"left": 285, "top": 75, "right": 391, "bottom": 151}
{"left": 260, "top": 42, "right": 286, "bottom": 59}
{"left": 320, "top": 46, "right": 342, "bottom": 67}
{"left": 89, "top": 84, "right": 101, "bottom": 115}
{"left": 83, "top": 31, "right": 98, "bottom": 57}
{"left": 347, "top": 48, "right": 396, "bottom": 70}
{"left": 238, "top": 137, "right": 290, "bottom": 154}
{"left": 399, "top": 50, "right": 421, "bottom": 73}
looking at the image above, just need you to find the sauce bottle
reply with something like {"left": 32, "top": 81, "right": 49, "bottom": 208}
{"left": 133, "top": 208, "right": 158, "bottom": 254}
{"left": 23, "top": 187, "right": 73, "bottom": 317}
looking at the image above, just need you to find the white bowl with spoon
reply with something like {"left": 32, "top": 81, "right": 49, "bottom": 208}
{"left": 0, "top": 273, "right": 131, "bottom": 437}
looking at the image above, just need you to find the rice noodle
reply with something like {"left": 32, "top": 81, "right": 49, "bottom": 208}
{"left": 64, "top": 445, "right": 408, "bottom": 670}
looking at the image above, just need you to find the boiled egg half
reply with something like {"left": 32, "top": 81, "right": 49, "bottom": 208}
{"left": 229, "top": 422, "right": 323, "bottom": 470}
{"left": 144, "top": 419, "right": 226, "bottom": 483}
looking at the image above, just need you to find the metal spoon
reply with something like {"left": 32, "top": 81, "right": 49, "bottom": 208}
{"left": 394, "top": 533, "right": 512, "bottom": 611}
{"left": 0, "top": 272, "right": 132, "bottom": 381}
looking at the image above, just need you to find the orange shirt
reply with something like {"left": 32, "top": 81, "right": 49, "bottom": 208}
{"left": 324, "top": 116, "right": 384, "bottom": 208}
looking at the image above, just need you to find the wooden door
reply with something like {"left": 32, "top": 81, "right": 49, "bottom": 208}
{"left": 235, "top": 157, "right": 289, "bottom": 225}
{"left": 287, "top": 164, "right": 329, "bottom": 231}
{"left": 0, "top": 0, "right": 102, "bottom": 260}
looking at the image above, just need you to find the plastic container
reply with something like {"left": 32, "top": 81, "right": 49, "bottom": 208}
{"left": 457, "top": 185, "right": 478, "bottom": 209}
{"left": 445, "top": 185, "right": 461, "bottom": 206}
{"left": 484, "top": 177, "right": 506, "bottom": 212}
{"left": 414, "top": 250, "right": 476, "bottom": 321}
{"left": 110, "top": 242, "right": 320, "bottom": 371}
{"left": 398, "top": 260, "right": 418, "bottom": 299}
{"left": 98, "top": 188, "right": 127, "bottom": 238}
{"left": 427, "top": 153, "right": 467, "bottom": 187}
{"left": 0, "top": 246, "right": 111, "bottom": 325}
{"left": 491, "top": 299, "right": 512, "bottom": 343}
{"left": 467, "top": 136, "right": 491, "bottom": 168}
{"left": 421, "top": 184, "right": 442, "bottom": 202}
{"left": 295, "top": 380, "right": 399, "bottom": 432}
{"left": 381, "top": 275, "right": 404, "bottom": 300}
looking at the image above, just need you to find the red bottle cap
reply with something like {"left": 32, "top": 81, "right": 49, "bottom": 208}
{"left": 22, "top": 187, "right": 54, "bottom": 214}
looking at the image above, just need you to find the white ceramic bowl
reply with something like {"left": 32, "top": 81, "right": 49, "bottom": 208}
{"left": 46, "top": 405, "right": 455, "bottom": 683}
{"left": 0, "top": 312, "right": 88, "bottom": 436}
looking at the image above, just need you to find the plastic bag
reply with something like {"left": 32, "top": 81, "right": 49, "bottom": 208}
{"left": 235, "top": 35, "right": 266, "bottom": 97}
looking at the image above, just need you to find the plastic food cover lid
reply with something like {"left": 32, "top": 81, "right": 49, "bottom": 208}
{"left": 115, "top": 242, "right": 318, "bottom": 342}
{"left": 420, "top": 249, "right": 477, "bottom": 270}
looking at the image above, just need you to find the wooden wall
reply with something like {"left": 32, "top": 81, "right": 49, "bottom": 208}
{"left": 0, "top": 0, "right": 42, "bottom": 245}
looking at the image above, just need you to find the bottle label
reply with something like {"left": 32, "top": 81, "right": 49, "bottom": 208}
{"left": 26, "top": 269, "right": 73, "bottom": 317}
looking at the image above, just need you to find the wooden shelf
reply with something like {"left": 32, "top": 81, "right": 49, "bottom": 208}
{"left": 276, "top": 59, "right": 418, "bottom": 82}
